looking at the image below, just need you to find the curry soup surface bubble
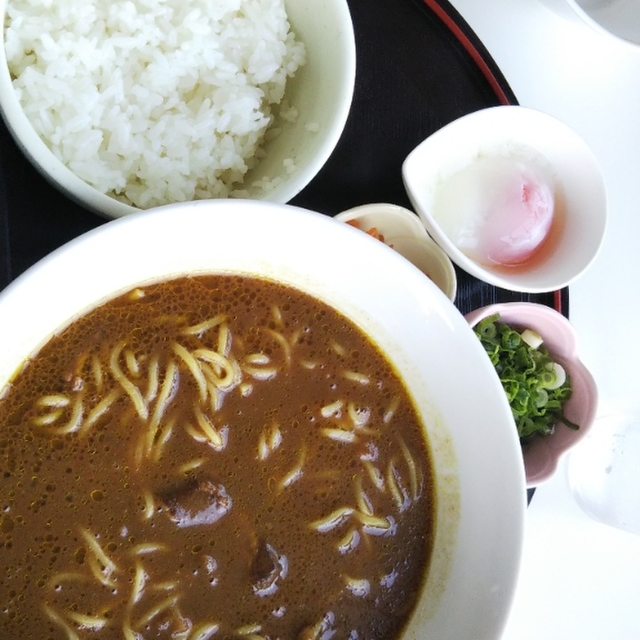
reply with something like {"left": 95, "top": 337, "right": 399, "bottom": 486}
{"left": 0, "top": 274, "right": 435, "bottom": 639}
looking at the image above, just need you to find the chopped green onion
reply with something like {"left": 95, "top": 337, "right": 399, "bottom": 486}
{"left": 478, "top": 321, "right": 497, "bottom": 340}
{"left": 473, "top": 314, "right": 578, "bottom": 444}
{"left": 543, "top": 362, "right": 567, "bottom": 390}
{"left": 538, "top": 368, "right": 557, "bottom": 388}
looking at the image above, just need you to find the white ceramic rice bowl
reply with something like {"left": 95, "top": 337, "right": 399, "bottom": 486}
{"left": 0, "top": 200, "right": 525, "bottom": 639}
{"left": 0, "top": 0, "right": 356, "bottom": 218}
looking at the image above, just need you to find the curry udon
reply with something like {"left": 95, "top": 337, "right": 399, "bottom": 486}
{"left": 0, "top": 275, "right": 435, "bottom": 639}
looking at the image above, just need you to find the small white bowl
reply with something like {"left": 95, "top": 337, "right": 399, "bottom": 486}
{"left": 335, "top": 203, "right": 457, "bottom": 301}
{"left": 0, "top": 0, "right": 355, "bottom": 218}
{"left": 402, "top": 105, "right": 607, "bottom": 293}
{"left": 466, "top": 302, "right": 598, "bottom": 487}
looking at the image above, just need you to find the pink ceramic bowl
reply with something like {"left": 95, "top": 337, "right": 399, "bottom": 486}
{"left": 465, "top": 302, "right": 598, "bottom": 487}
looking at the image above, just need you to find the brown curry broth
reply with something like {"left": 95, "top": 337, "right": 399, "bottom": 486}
{"left": 0, "top": 275, "right": 435, "bottom": 639}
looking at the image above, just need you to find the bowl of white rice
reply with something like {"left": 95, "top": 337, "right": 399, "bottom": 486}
{"left": 0, "top": 0, "right": 356, "bottom": 218}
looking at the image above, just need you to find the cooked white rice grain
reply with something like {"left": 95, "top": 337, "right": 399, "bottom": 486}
{"left": 4, "top": 0, "right": 306, "bottom": 208}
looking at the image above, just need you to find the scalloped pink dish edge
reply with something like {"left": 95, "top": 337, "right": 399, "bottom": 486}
{"left": 465, "top": 302, "right": 599, "bottom": 487}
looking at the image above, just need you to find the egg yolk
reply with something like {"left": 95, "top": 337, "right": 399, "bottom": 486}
{"left": 433, "top": 153, "right": 555, "bottom": 267}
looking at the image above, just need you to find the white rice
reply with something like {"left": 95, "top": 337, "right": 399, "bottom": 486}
{"left": 4, "top": 0, "right": 306, "bottom": 208}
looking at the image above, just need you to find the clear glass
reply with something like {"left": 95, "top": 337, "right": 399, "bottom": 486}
{"left": 577, "top": 0, "right": 626, "bottom": 9}
{"left": 568, "top": 414, "right": 640, "bottom": 536}
{"left": 540, "top": 0, "right": 640, "bottom": 46}
{"left": 577, "top": 0, "right": 640, "bottom": 45}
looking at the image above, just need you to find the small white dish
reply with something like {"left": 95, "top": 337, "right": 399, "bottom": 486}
{"left": 335, "top": 203, "right": 457, "bottom": 301}
{"left": 402, "top": 106, "right": 607, "bottom": 293}
{"left": 335, "top": 202, "right": 429, "bottom": 239}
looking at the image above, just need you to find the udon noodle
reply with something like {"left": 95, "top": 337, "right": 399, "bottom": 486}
{"left": 0, "top": 275, "right": 435, "bottom": 639}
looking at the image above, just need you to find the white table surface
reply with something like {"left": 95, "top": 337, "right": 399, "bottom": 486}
{"left": 446, "top": 0, "right": 640, "bottom": 637}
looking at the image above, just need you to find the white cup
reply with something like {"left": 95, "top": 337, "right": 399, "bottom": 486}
{"left": 540, "top": 0, "right": 640, "bottom": 47}
{"left": 568, "top": 414, "right": 640, "bottom": 536}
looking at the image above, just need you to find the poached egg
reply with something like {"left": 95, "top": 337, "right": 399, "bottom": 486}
{"left": 432, "top": 151, "right": 556, "bottom": 267}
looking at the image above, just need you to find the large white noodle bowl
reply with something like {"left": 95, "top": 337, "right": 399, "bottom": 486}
{"left": 0, "top": 199, "right": 525, "bottom": 639}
